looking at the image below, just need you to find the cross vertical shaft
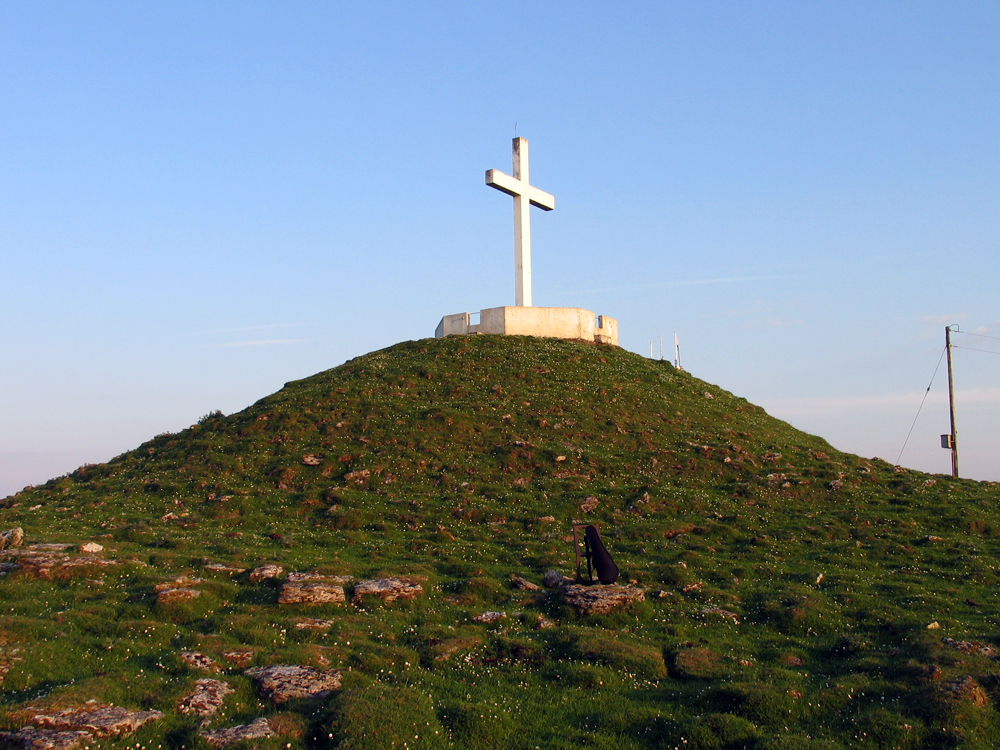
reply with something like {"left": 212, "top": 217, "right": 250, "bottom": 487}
{"left": 486, "top": 137, "right": 555, "bottom": 307}
{"left": 513, "top": 138, "right": 532, "bottom": 307}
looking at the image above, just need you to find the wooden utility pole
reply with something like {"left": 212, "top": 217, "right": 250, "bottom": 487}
{"left": 945, "top": 325, "right": 959, "bottom": 478}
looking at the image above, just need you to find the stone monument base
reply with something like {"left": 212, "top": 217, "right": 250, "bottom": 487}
{"left": 435, "top": 306, "right": 618, "bottom": 346}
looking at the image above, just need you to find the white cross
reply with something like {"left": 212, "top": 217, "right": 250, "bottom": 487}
{"left": 486, "top": 137, "right": 555, "bottom": 307}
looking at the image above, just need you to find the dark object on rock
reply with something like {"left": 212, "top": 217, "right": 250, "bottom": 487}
{"left": 246, "top": 664, "right": 342, "bottom": 703}
{"left": 573, "top": 524, "right": 619, "bottom": 584}
{"left": 201, "top": 718, "right": 273, "bottom": 747}
{"left": 542, "top": 570, "right": 567, "bottom": 588}
{"left": 562, "top": 584, "right": 644, "bottom": 615}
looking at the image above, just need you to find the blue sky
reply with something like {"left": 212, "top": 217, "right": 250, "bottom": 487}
{"left": 2, "top": 2, "right": 998, "bottom": 496}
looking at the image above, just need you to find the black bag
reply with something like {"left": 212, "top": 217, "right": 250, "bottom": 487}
{"left": 582, "top": 525, "right": 619, "bottom": 585}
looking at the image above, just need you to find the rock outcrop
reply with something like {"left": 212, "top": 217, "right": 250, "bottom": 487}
{"left": 246, "top": 664, "right": 343, "bottom": 704}
{"left": 279, "top": 581, "right": 346, "bottom": 605}
{"left": 562, "top": 584, "right": 645, "bottom": 615}
{"left": 178, "top": 678, "right": 234, "bottom": 717}
{"left": 351, "top": 577, "right": 423, "bottom": 604}
{"left": 249, "top": 564, "right": 285, "bottom": 582}
{"left": 201, "top": 718, "right": 273, "bottom": 747}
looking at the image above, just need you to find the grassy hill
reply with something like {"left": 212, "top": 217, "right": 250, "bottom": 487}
{"left": 3, "top": 334, "right": 1000, "bottom": 749}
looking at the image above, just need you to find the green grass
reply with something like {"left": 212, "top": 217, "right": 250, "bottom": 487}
{"left": 3, "top": 334, "right": 1000, "bottom": 748}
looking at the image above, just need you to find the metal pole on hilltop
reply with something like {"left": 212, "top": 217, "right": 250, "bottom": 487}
{"left": 945, "top": 325, "right": 959, "bottom": 478}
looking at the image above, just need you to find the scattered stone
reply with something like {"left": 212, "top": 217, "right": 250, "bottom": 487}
{"left": 943, "top": 637, "right": 999, "bottom": 658}
{"left": 249, "top": 564, "right": 285, "bottom": 582}
{"left": 562, "top": 584, "right": 645, "bottom": 615}
{"left": 704, "top": 391, "right": 714, "bottom": 399}
{"left": 153, "top": 577, "right": 204, "bottom": 592}
{"left": 535, "top": 516, "right": 556, "bottom": 523}
{"left": 221, "top": 650, "right": 255, "bottom": 668}
{"left": 287, "top": 571, "right": 353, "bottom": 584}
{"left": 25, "top": 543, "right": 73, "bottom": 552}
{"left": 927, "top": 621, "right": 942, "bottom": 630}
{"left": 180, "top": 651, "right": 219, "bottom": 671}
{"left": 535, "top": 616, "right": 556, "bottom": 629}
{"left": 343, "top": 469, "right": 370, "bottom": 484}
{"left": 32, "top": 705, "right": 163, "bottom": 737}
{"left": 0, "top": 726, "right": 91, "bottom": 749}
{"left": 201, "top": 718, "right": 274, "bottom": 747}
{"left": 279, "top": 581, "right": 346, "bottom": 605}
{"left": 510, "top": 575, "right": 540, "bottom": 591}
{"left": 295, "top": 619, "right": 335, "bottom": 630}
{"left": 542, "top": 570, "right": 567, "bottom": 588}
{"left": 302, "top": 454, "right": 324, "bottom": 466}
{"left": 0, "top": 528, "right": 24, "bottom": 550}
{"left": 246, "top": 664, "right": 343, "bottom": 704}
{"left": 431, "top": 636, "right": 482, "bottom": 661}
{"left": 351, "top": 577, "right": 423, "bottom": 604}
{"left": 579, "top": 497, "right": 599, "bottom": 513}
{"left": 682, "top": 582, "right": 704, "bottom": 593}
{"left": 555, "top": 455, "right": 567, "bottom": 462}
{"left": 205, "top": 563, "right": 246, "bottom": 574}
{"left": 473, "top": 611, "right": 506, "bottom": 623}
{"left": 157, "top": 588, "right": 201, "bottom": 604}
{"left": 179, "top": 678, "right": 234, "bottom": 717}
{"left": 78, "top": 542, "right": 103, "bottom": 553}
{"left": 948, "top": 676, "right": 989, "bottom": 707}
{"left": 924, "top": 535, "right": 944, "bottom": 543}
{"left": 763, "top": 452, "right": 783, "bottom": 462}
{"left": 701, "top": 606, "right": 739, "bottom": 623}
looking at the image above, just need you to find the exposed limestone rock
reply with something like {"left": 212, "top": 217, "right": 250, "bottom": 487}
{"left": 579, "top": 497, "right": 599, "bottom": 513}
{"left": 295, "top": 619, "right": 335, "bottom": 630}
{"left": 32, "top": 705, "right": 163, "bottom": 737}
{"left": 180, "top": 651, "right": 219, "bottom": 671}
{"left": 153, "top": 577, "right": 203, "bottom": 592}
{"left": 78, "top": 542, "right": 103, "bottom": 553}
{"left": 156, "top": 588, "right": 201, "bottom": 604}
{"left": 511, "top": 575, "right": 540, "bottom": 591}
{"left": 249, "top": 564, "right": 285, "bottom": 582}
{"left": 178, "top": 678, "right": 234, "bottom": 717}
{"left": 204, "top": 562, "right": 246, "bottom": 574}
{"left": 287, "top": 571, "right": 353, "bottom": 584}
{"left": 534, "top": 615, "right": 556, "bottom": 629}
{"left": 351, "top": 577, "right": 423, "bottom": 604}
{"left": 562, "top": 584, "right": 645, "bottom": 615}
{"left": 0, "top": 726, "right": 91, "bottom": 749}
{"left": 279, "top": 581, "right": 346, "bottom": 605}
{"left": 201, "top": 718, "right": 273, "bottom": 747}
{"left": 301, "top": 454, "right": 323, "bottom": 466}
{"left": 246, "top": 664, "right": 342, "bottom": 704}
{"left": 0, "top": 528, "right": 24, "bottom": 550}
{"left": 473, "top": 611, "right": 506, "bottom": 623}
{"left": 943, "top": 637, "right": 999, "bottom": 658}
{"left": 221, "top": 650, "right": 255, "bottom": 668}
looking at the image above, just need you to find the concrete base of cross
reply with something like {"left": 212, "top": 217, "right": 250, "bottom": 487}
{"left": 435, "top": 306, "right": 618, "bottom": 346}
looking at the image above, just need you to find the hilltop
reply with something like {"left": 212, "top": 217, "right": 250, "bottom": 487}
{"left": 3, "top": 334, "right": 1000, "bottom": 749}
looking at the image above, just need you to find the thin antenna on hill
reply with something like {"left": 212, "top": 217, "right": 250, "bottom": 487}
{"left": 659, "top": 335, "right": 664, "bottom": 361}
{"left": 649, "top": 342, "right": 653, "bottom": 359}
{"left": 674, "top": 332, "right": 682, "bottom": 371}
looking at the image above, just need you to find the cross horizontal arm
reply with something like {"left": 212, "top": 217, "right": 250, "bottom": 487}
{"left": 486, "top": 170, "right": 555, "bottom": 211}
